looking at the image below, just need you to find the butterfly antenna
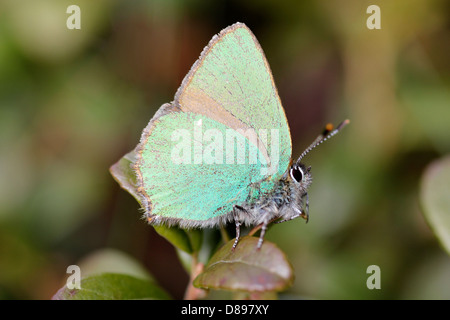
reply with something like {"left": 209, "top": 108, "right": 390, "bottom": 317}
{"left": 296, "top": 119, "right": 350, "bottom": 165}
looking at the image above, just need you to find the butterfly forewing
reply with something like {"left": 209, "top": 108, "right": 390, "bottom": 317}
{"left": 177, "top": 23, "right": 291, "bottom": 181}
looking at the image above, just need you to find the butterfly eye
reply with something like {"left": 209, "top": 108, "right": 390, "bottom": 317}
{"left": 290, "top": 166, "right": 304, "bottom": 183}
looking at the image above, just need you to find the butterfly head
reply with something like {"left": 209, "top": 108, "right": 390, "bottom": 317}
{"left": 284, "top": 119, "right": 350, "bottom": 222}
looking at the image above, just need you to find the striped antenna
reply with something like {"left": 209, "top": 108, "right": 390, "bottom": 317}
{"left": 296, "top": 119, "right": 350, "bottom": 165}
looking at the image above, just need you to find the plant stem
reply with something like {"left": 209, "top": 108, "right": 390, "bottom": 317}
{"left": 219, "top": 226, "right": 230, "bottom": 243}
{"left": 183, "top": 253, "right": 207, "bottom": 300}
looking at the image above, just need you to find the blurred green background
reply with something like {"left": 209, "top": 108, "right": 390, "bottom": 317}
{"left": 1, "top": 0, "right": 449, "bottom": 299}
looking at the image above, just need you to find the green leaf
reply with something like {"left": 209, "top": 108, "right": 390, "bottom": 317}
{"left": 76, "top": 248, "right": 153, "bottom": 281}
{"left": 193, "top": 236, "right": 294, "bottom": 292}
{"left": 420, "top": 155, "right": 450, "bottom": 255}
{"left": 52, "top": 273, "right": 171, "bottom": 300}
{"left": 110, "top": 151, "right": 203, "bottom": 254}
{"left": 153, "top": 225, "right": 195, "bottom": 254}
{"left": 187, "top": 228, "right": 204, "bottom": 253}
{"left": 109, "top": 151, "right": 141, "bottom": 204}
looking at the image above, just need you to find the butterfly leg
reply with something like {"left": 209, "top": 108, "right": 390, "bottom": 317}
{"left": 232, "top": 205, "right": 245, "bottom": 250}
{"left": 257, "top": 220, "right": 268, "bottom": 249}
{"left": 232, "top": 221, "right": 240, "bottom": 250}
{"left": 275, "top": 193, "right": 309, "bottom": 224}
{"left": 304, "top": 192, "right": 309, "bottom": 222}
{"left": 275, "top": 213, "right": 302, "bottom": 224}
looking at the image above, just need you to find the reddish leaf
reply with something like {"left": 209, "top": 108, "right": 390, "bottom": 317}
{"left": 193, "top": 236, "right": 294, "bottom": 292}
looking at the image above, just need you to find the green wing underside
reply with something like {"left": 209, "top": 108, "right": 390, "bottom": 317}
{"left": 135, "top": 23, "right": 292, "bottom": 226}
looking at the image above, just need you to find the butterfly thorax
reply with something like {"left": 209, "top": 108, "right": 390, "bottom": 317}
{"left": 235, "top": 163, "right": 312, "bottom": 227}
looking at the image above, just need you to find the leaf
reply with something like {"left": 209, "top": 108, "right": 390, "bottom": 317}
{"left": 76, "top": 248, "right": 153, "bottom": 281}
{"left": 420, "top": 155, "right": 450, "bottom": 255}
{"left": 110, "top": 151, "right": 203, "bottom": 254}
{"left": 186, "top": 228, "right": 204, "bottom": 253}
{"left": 193, "top": 236, "right": 294, "bottom": 292}
{"left": 52, "top": 273, "right": 171, "bottom": 300}
{"left": 153, "top": 225, "right": 202, "bottom": 254}
{"left": 109, "top": 151, "right": 141, "bottom": 204}
{"left": 232, "top": 291, "right": 278, "bottom": 300}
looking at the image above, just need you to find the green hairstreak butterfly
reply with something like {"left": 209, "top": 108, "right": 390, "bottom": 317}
{"left": 133, "top": 22, "right": 349, "bottom": 249}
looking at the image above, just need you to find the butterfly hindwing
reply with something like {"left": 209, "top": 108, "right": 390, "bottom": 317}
{"left": 136, "top": 108, "right": 275, "bottom": 227}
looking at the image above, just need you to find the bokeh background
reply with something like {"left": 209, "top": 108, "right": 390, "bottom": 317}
{"left": 1, "top": 0, "right": 449, "bottom": 299}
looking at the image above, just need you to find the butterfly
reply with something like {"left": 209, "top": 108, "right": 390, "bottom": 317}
{"left": 133, "top": 22, "right": 348, "bottom": 249}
